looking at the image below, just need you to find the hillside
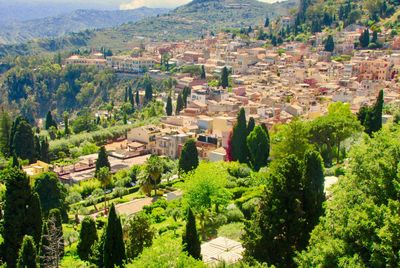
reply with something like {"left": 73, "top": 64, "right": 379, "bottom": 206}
{"left": 88, "top": 0, "right": 297, "bottom": 50}
{"left": 0, "top": 0, "right": 297, "bottom": 57}
{"left": 0, "top": 7, "right": 170, "bottom": 44}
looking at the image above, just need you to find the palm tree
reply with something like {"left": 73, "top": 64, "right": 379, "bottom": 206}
{"left": 145, "top": 155, "right": 164, "bottom": 197}
{"left": 97, "top": 167, "right": 112, "bottom": 214}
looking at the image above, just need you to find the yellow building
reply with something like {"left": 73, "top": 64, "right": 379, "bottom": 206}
{"left": 23, "top": 161, "right": 53, "bottom": 177}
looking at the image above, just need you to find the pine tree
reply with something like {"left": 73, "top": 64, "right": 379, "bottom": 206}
{"left": 0, "top": 111, "right": 11, "bottom": 157}
{"left": 231, "top": 108, "right": 249, "bottom": 163}
{"left": 243, "top": 156, "right": 306, "bottom": 266}
{"left": 247, "top": 126, "right": 270, "bottom": 171}
{"left": 220, "top": 67, "right": 229, "bottom": 89}
{"left": 45, "top": 111, "right": 57, "bottom": 130}
{"left": 176, "top": 93, "right": 184, "bottom": 115}
{"left": 166, "top": 94, "right": 173, "bottom": 116}
{"left": 48, "top": 209, "right": 64, "bottom": 257}
{"left": 95, "top": 146, "right": 110, "bottom": 177}
{"left": 302, "top": 150, "right": 325, "bottom": 245}
{"left": 3, "top": 168, "right": 33, "bottom": 267}
{"left": 12, "top": 119, "right": 36, "bottom": 163}
{"left": 179, "top": 139, "right": 199, "bottom": 173}
{"left": 103, "top": 204, "right": 126, "bottom": 268}
{"left": 182, "top": 208, "right": 201, "bottom": 260}
{"left": 77, "top": 217, "right": 98, "bottom": 261}
{"left": 17, "top": 235, "right": 37, "bottom": 268}
{"left": 126, "top": 212, "right": 154, "bottom": 259}
{"left": 324, "top": 35, "right": 335, "bottom": 52}
{"left": 247, "top": 117, "right": 255, "bottom": 135}
{"left": 26, "top": 192, "right": 43, "bottom": 247}
{"left": 200, "top": 65, "right": 206, "bottom": 80}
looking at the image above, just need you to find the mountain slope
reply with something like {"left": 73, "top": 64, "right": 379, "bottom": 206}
{"left": 88, "top": 0, "right": 297, "bottom": 50}
{"left": 0, "top": 7, "right": 170, "bottom": 44}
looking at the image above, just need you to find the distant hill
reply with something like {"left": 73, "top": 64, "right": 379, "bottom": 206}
{"left": 0, "top": 7, "right": 170, "bottom": 44}
{"left": 0, "top": 0, "right": 296, "bottom": 57}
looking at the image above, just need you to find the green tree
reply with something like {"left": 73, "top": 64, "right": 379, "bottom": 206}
{"left": 48, "top": 209, "right": 64, "bottom": 257}
{"left": 243, "top": 156, "right": 306, "bottom": 267}
{"left": 0, "top": 111, "right": 11, "bottom": 157}
{"left": 17, "top": 235, "right": 37, "bottom": 268}
{"left": 359, "top": 29, "right": 370, "bottom": 48}
{"left": 145, "top": 155, "right": 164, "bottom": 196}
{"left": 302, "top": 150, "right": 325, "bottom": 243}
{"left": 179, "top": 139, "right": 199, "bottom": 174}
{"left": 247, "top": 126, "right": 270, "bottom": 171}
{"left": 63, "top": 112, "right": 70, "bottom": 136}
{"left": 12, "top": 119, "right": 36, "bottom": 163}
{"left": 45, "top": 111, "right": 57, "bottom": 130}
{"left": 324, "top": 35, "right": 335, "bottom": 52}
{"left": 144, "top": 83, "right": 153, "bottom": 104}
{"left": 166, "top": 94, "right": 173, "bottom": 116}
{"left": 39, "top": 222, "right": 49, "bottom": 268}
{"left": 247, "top": 117, "right": 255, "bottom": 135}
{"left": 77, "top": 217, "right": 98, "bottom": 261}
{"left": 34, "top": 172, "right": 67, "bottom": 220}
{"left": 3, "top": 167, "right": 34, "bottom": 267}
{"left": 97, "top": 167, "right": 112, "bottom": 213}
{"left": 182, "top": 208, "right": 201, "bottom": 260}
{"left": 176, "top": 93, "right": 184, "bottom": 115}
{"left": 95, "top": 146, "right": 110, "bottom": 177}
{"left": 103, "top": 204, "right": 126, "bottom": 268}
{"left": 182, "top": 86, "right": 191, "bottom": 108}
{"left": 25, "top": 192, "right": 43, "bottom": 247}
{"left": 135, "top": 90, "right": 140, "bottom": 107}
{"left": 264, "top": 16, "right": 270, "bottom": 27}
{"left": 125, "top": 212, "right": 155, "bottom": 259}
{"left": 220, "top": 67, "right": 229, "bottom": 89}
{"left": 231, "top": 108, "right": 249, "bottom": 163}
{"left": 200, "top": 65, "right": 206, "bottom": 80}
{"left": 39, "top": 137, "right": 50, "bottom": 163}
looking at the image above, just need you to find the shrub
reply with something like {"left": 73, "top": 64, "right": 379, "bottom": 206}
{"left": 226, "top": 206, "right": 245, "bottom": 223}
{"left": 151, "top": 207, "right": 166, "bottom": 223}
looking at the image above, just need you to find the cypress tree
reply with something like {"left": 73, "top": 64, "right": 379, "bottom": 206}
{"left": 176, "top": 93, "right": 184, "bottom": 115}
{"left": 9, "top": 116, "right": 23, "bottom": 155}
{"left": 231, "top": 108, "right": 249, "bottom": 163}
{"left": 39, "top": 222, "right": 50, "bottom": 268}
{"left": 40, "top": 138, "right": 50, "bottom": 163}
{"left": 26, "top": 192, "right": 43, "bottom": 247}
{"left": 0, "top": 111, "right": 11, "bottom": 157}
{"left": 77, "top": 217, "right": 98, "bottom": 261}
{"left": 48, "top": 209, "right": 64, "bottom": 257}
{"left": 264, "top": 16, "right": 270, "bottom": 27}
{"left": 63, "top": 112, "right": 70, "bottom": 136}
{"left": 34, "top": 135, "right": 41, "bottom": 161}
{"left": 220, "top": 67, "right": 229, "bottom": 89}
{"left": 179, "top": 139, "right": 199, "bottom": 174}
{"left": 166, "top": 94, "right": 173, "bottom": 116}
{"left": 200, "top": 65, "right": 206, "bottom": 80}
{"left": 371, "top": 89, "right": 384, "bottom": 133}
{"left": 182, "top": 208, "right": 201, "bottom": 260}
{"left": 17, "top": 235, "right": 37, "bottom": 268}
{"left": 128, "top": 87, "right": 134, "bottom": 106}
{"left": 45, "top": 111, "right": 57, "bottom": 130}
{"left": 182, "top": 87, "right": 191, "bottom": 108}
{"left": 12, "top": 119, "right": 36, "bottom": 163}
{"left": 243, "top": 156, "right": 306, "bottom": 266}
{"left": 247, "top": 117, "right": 255, "bottom": 134}
{"left": 103, "top": 204, "right": 126, "bottom": 268}
{"left": 247, "top": 126, "right": 270, "bottom": 171}
{"left": 135, "top": 90, "right": 140, "bottom": 107}
{"left": 12, "top": 154, "right": 21, "bottom": 168}
{"left": 144, "top": 83, "right": 153, "bottom": 104}
{"left": 302, "top": 150, "right": 325, "bottom": 245}
{"left": 324, "top": 35, "right": 335, "bottom": 52}
{"left": 124, "top": 87, "right": 128, "bottom": 103}
{"left": 3, "top": 168, "right": 33, "bottom": 267}
{"left": 95, "top": 146, "right": 110, "bottom": 177}
{"left": 359, "top": 29, "right": 370, "bottom": 48}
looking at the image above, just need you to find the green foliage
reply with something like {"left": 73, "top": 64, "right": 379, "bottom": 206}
{"left": 220, "top": 66, "right": 229, "bottom": 89}
{"left": 231, "top": 108, "right": 249, "bottom": 163}
{"left": 77, "top": 217, "right": 98, "bottom": 261}
{"left": 358, "top": 90, "right": 384, "bottom": 136}
{"left": 125, "top": 212, "right": 155, "bottom": 260}
{"left": 179, "top": 139, "right": 199, "bottom": 174}
{"left": 182, "top": 208, "right": 201, "bottom": 260}
{"left": 243, "top": 156, "right": 307, "bottom": 267}
{"left": 103, "top": 204, "right": 126, "bottom": 267}
{"left": 3, "top": 168, "right": 36, "bottom": 267}
{"left": 25, "top": 192, "right": 43, "bottom": 247}
{"left": 17, "top": 235, "right": 37, "bottom": 268}
{"left": 166, "top": 95, "right": 173, "bottom": 116}
{"left": 324, "top": 35, "right": 335, "bottom": 52}
{"left": 48, "top": 208, "right": 64, "bottom": 256}
{"left": 34, "top": 172, "right": 67, "bottom": 220}
{"left": 0, "top": 111, "right": 11, "bottom": 157}
{"left": 45, "top": 111, "right": 57, "bottom": 130}
{"left": 247, "top": 125, "right": 270, "bottom": 171}
{"left": 176, "top": 93, "right": 184, "bottom": 115}
{"left": 12, "top": 118, "right": 36, "bottom": 163}
{"left": 359, "top": 29, "right": 370, "bottom": 48}
{"left": 297, "top": 124, "right": 400, "bottom": 267}
{"left": 127, "top": 234, "right": 204, "bottom": 268}
{"left": 95, "top": 146, "right": 110, "bottom": 177}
